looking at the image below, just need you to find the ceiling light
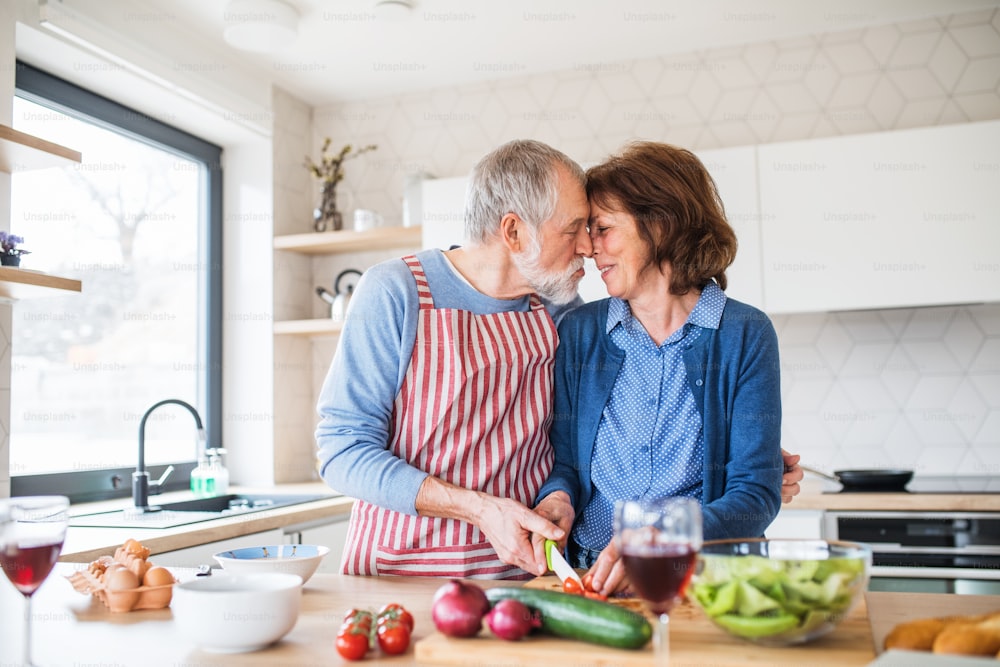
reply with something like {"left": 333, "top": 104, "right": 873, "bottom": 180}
{"left": 223, "top": 0, "right": 299, "bottom": 53}
{"left": 374, "top": 0, "right": 414, "bottom": 22}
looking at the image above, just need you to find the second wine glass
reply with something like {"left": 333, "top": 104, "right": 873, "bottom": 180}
{"left": 0, "top": 495, "right": 70, "bottom": 667}
{"left": 615, "top": 497, "right": 702, "bottom": 667}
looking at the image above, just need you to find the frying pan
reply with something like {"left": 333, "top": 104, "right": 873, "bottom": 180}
{"left": 800, "top": 465, "right": 913, "bottom": 492}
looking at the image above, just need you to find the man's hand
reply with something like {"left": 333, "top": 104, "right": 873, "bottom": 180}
{"left": 415, "top": 476, "right": 563, "bottom": 575}
{"left": 781, "top": 449, "right": 804, "bottom": 503}
{"left": 473, "top": 495, "right": 565, "bottom": 576}
{"left": 532, "top": 491, "right": 575, "bottom": 570}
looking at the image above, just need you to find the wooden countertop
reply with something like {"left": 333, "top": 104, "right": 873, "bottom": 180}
{"left": 786, "top": 479, "right": 1000, "bottom": 512}
{"left": 61, "top": 483, "right": 354, "bottom": 563}
{"left": 0, "top": 567, "right": 882, "bottom": 667}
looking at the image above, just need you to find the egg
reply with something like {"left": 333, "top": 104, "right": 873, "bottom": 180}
{"left": 143, "top": 566, "right": 174, "bottom": 587}
{"left": 106, "top": 567, "right": 139, "bottom": 591}
{"left": 105, "top": 567, "right": 141, "bottom": 613}
{"left": 135, "top": 566, "right": 174, "bottom": 610}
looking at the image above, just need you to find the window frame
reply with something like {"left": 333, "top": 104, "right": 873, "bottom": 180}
{"left": 9, "top": 61, "right": 223, "bottom": 504}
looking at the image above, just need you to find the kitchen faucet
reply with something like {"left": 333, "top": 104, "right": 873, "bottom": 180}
{"left": 134, "top": 398, "right": 207, "bottom": 511}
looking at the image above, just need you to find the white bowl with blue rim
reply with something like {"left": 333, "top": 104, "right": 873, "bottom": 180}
{"left": 212, "top": 544, "right": 330, "bottom": 583}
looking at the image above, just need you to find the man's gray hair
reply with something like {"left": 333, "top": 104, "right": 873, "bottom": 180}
{"left": 464, "top": 139, "right": 585, "bottom": 245}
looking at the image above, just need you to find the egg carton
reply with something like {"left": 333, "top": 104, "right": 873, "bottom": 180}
{"left": 66, "top": 557, "right": 176, "bottom": 613}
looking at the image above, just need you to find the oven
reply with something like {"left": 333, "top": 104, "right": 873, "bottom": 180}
{"left": 824, "top": 510, "right": 1000, "bottom": 595}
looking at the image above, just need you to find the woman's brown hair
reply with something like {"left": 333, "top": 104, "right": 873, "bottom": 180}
{"left": 586, "top": 141, "right": 737, "bottom": 295}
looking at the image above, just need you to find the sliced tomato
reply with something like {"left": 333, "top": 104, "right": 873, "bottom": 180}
{"left": 577, "top": 572, "right": 608, "bottom": 599}
{"left": 562, "top": 577, "right": 584, "bottom": 595}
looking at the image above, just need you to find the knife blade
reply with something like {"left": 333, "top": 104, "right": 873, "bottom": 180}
{"left": 544, "top": 539, "right": 583, "bottom": 587}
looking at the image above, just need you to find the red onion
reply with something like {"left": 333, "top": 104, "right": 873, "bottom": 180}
{"left": 484, "top": 599, "right": 541, "bottom": 641}
{"left": 431, "top": 579, "right": 490, "bottom": 638}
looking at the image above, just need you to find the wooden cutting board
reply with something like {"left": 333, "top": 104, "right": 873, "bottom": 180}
{"left": 865, "top": 591, "right": 1000, "bottom": 655}
{"left": 414, "top": 575, "right": 654, "bottom": 667}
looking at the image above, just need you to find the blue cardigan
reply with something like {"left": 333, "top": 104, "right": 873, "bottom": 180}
{"left": 536, "top": 297, "right": 783, "bottom": 541}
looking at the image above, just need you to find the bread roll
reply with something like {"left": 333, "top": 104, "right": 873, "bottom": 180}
{"left": 885, "top": 611, "right": 1000, "bottom": 656}
{"left": 933, "top": 613, "right": 1000, "bottom": 656}
{"left": 884, "top": 616, "right": 961, "bottom": 651}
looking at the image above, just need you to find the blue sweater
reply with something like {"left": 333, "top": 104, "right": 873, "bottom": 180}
{"left": 536, "top": 297, "right": 783, "bottom": 541}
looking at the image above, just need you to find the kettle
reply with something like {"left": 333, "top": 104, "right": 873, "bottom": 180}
{"left": 316, "top": 269, "right": 362, "bottom": 321}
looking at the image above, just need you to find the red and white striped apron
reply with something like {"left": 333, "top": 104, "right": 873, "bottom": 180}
{"left": 341, "top": 254, "right": 557, "bottom": 579}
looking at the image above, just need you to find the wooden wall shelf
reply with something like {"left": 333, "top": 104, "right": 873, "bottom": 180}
{"left": 0, "top": 124, "right": 82, "bottom": 173}
{"left": 273, "top": 319, "right": 344, "bottom": 337}
{"left": 0, "top": 267, "right": 82, "bottom": 301}
{"left": 274, "top": 226, "right": 422, "bottom": 255}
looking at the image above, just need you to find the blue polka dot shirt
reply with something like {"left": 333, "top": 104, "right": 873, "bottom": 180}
{"left": 571, "top": 282, "right": 727, "bottom": 551}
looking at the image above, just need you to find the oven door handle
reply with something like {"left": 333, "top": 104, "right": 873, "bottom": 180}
{"left": 867, "top": 544, "right": 1000, "bottom": 555}
{"left": 872, "top": 565, "right": 1000, "bottom": 580}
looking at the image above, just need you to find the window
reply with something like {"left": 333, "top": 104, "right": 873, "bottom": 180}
{"left": 9, "top": 62, "right": 222, "bottom": 502}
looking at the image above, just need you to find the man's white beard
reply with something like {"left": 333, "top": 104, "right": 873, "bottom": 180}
{"left": 513, "top": 230, "right": 584, "bottom": 305}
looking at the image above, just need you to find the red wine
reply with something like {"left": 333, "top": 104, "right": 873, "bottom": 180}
{"left": 1, "top": 541, "right": 63, "bottom": 596}
{"left": 623, "top": 544, "right": 697, "bottom": 615}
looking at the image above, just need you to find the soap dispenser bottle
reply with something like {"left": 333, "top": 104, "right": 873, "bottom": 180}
{"left": 190, "top": 455, "right": 212, "bottom": 497}
{"left": 206, "top": 447, "right": 229, "bottom": 495}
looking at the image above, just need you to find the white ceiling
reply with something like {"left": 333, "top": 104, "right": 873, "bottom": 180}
{"left": 130, "top": 0, "right": 1000, "bottom": 107}
{"left": 26, "top": 0, "right": 1000, "bottom": 111}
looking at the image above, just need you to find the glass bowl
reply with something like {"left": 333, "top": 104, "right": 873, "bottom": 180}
{"left": 687, "top": 538, "right": 871, "bottom": 646}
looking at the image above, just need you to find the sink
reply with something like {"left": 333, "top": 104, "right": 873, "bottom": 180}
{"left": 69, "top": 493, "right": 334, "bottom": 529}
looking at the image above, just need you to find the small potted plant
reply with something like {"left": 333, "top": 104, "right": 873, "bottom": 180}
{"left": 0, "top": 231, "right": 30, "bottom": 267}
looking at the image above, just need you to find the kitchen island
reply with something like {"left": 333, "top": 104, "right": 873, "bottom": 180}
{"left": 0, "top": 565, "right": 883, "bottom": 666}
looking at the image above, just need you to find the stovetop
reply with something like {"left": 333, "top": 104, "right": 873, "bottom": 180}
{"left": 822, "top": 475, "right": 1000, "bottom": 494}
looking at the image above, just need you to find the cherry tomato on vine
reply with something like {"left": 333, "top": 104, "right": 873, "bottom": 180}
{"left": 376, "top": 621, "right": 411, "bottom": 655}
{"left": 377, "top": 603, "right": 415, "bottom": 632}
{"left": 335, "top": 630, "right": 369, "bottom": 661}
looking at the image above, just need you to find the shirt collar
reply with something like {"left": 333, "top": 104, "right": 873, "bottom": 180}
{"left": 604, "top": 281, "right": 727, "bottom": 335}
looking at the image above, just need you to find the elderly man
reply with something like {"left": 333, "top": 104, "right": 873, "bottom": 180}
{"left": 316, "top": 140, "right": 589, "bottom": 579}
{"left": 315, "top": 139, "right": 802, "bottom": 580}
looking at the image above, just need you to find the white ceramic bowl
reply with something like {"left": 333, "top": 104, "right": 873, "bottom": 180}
{"left": 212, "top": 544, "right": 329, "bottom": 583}
{"left": 172, "top": 572, "right": 302, "bottom": 653}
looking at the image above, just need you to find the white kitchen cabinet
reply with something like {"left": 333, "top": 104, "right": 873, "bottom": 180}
{"left": 696, "top": 145, "right": 763, "bottom": 308}
{"left": 764, "top": 509, "right": 825, "bottom": 540}
{"left": 758, "top": 120, "right": 1000, "bottom": 313}
{"left": 283, "top": 516, "right": 349, "bottom": 575}
{"left": 150, "top": 528, "right": 285, "bottom": 567}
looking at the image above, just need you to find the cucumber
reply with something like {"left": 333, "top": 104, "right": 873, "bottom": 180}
{"left": 485, "top": 587, "right": 652, "bottom": 650}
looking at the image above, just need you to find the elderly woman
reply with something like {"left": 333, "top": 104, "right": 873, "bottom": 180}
{"left": 534, "top": 141, "right": 785, "bottom": 594}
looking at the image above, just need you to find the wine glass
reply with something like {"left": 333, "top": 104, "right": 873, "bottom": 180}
{"left": 615, "top": 497, "right": 702, "bottom": 667}
{"left": 0, "top": 496, "right": 69, "bottom": 667}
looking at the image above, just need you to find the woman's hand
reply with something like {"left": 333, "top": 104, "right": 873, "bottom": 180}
{"left": 781, "top": 449, "right": 804, "bottom": 503}
{"left": 583, "top": 540, "right": 629, "bottom": 598}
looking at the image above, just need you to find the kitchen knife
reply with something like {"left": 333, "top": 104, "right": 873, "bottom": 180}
{"left": 544, "top": 539, "right": 583, "bottom": 587}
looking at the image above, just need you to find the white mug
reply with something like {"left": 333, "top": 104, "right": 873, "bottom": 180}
{"left": 353, "top": 209, "right": 383, "bottom": 231}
